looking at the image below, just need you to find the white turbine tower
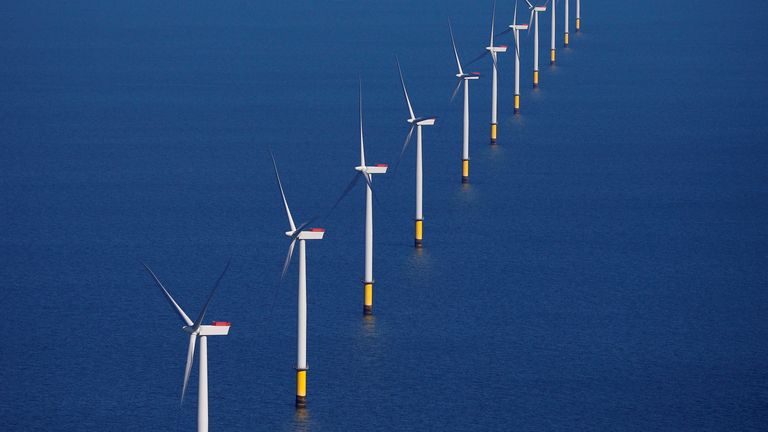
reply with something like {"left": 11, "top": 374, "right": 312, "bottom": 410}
{"left": 395, "top": 58, "right": 436, "bottom": 248}
{"left": 142, "top": 261, "right": 232, "bottom": 432}
{"left": 576, "top": 0, "right": 581, "bottom": 32}
{"left": 526, "top": 0, "right": 548, "bottom": 88}
{"left": 448, "top": 19, "right": 480, "bottom": 183}
{"left": 271, "top": 153, "right": 325, "bottom": 408}
{"left": 564, "top": 0, "right": 570, "bottom": 47}
{"left": 486, "top": 1, "right": 507, "bottom": 144}
{"left": 508, "top": 0, "right": 529, "bottom": 114}
{"left": 355, "top": 82, "right": 387, "bottom": 315}
{"left": 550, "top": 0, "right": 557, "bottom": 64}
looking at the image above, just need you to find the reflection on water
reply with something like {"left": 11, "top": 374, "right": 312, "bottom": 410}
{"left": 362, "top": 314, "right": 377, "bottom": 337}
{"left": 291, "top": 408, "right": 310, "bottom": 432}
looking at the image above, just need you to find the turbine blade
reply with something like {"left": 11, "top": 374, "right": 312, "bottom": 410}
{"left": 449, "top": 78, "right": 463, "bottom": 103}
{"left": 323, "top": 172, "right": 362, "bottom": 219}
{"left": 181, "top": 334, "right": 197, "bottom": 405}
{"left": 269, "top": 151, "right": 297, "bottom": 232}
{"left": 525, "top": 0, "right": 534, "bottom": 9}
{"left": 514, "top": 0, "right": 518, "bottom": 25}
{"left": 448, "top": 19, "right": 464, "bottom": 75}
{"left": 359, "top": 78, "right": 366, "bottom": 167}
{"left": 396, "top": 57, "right": 416, "bottom": 120}
{"left": 280, "top": 238, "right": 297, "bottom": 280}
{"left": 465, "top": 50, "right": 489, "bottom": 67}
{"left": 491, "top": 50, "right": 499, "bottom": 72}
{"left": 141, "top": 262, "right": 193, "bottom": 327}
{"left": 490, "top": 0, "right": 497, "bottom": 46}
{"left": 192, "top": 259, "right": 231, "bottom": 330}
{"left": 393, "top": 124, "right": 416, "bottom": 173}
{"left": 495, "top": 27, "right": 513, "bottom": 38}
{"left": 528, "top": 10, "right": 535, "bottom": 34}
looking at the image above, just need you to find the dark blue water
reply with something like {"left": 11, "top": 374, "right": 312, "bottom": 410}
{"left": 1, "top": 1, "right": 767, "bottom": 430}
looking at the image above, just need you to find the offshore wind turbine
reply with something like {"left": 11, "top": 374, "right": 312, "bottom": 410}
{"left": 354, "top": 82, "right": 387, "bottom": 315}
{"left": 576, "top": 0, "right": 581, "bottom": 32}
{"left": 142, "top": 261, "right": 232, "bottom": 432}
{"left": 395, "top": 58, "right": 436, "bottom": 248}
{"left": 448, "top": 19, "right": 480, "bottom": 183}
{"left": 508, "top": 0, "right": 529, "bottom": 114}
{"left": 550, "top": 0, "right": 557, "bottom": 64}
{"left": 526, "top": 0, "right": 547, "bottom": 88}
{"left": 564, "top": 0, "right": 570, "bottom": 47}
{"left": 271, "top": 153, "right": 325, "bottom": 408}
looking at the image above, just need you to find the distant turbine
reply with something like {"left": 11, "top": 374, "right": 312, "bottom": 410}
{"left": 499, "top": 0, "right": 529, "bottom": 114}
{"left": 564, "top": 0, "right": 570, "bottom": 47}
{"left": 526, "top": 0, "right": 548, "bottom": 88}
{"left": 271, "top": 153, "right": 325, "bottom": 408}
{"left": 550, "top": 0, "right": 557, "bottom": 64}
{"left": 448, "top": 19, "right": 480, "bottom": 183}
{"left": 142, "top": 261, "right": 232, "bottom": 432}
{"left": 395, "top": 58, "right": 436, "bottom": 248}
{"left": 576, "top": 0, "right": 581, "bottom": 32}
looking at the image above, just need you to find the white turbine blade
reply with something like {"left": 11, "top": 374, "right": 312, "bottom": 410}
{"left": 449, "top": 78, "right": 463, "bottom": 103}
{"left": 142, "top": 262, "right": 193, "bottom": 327}
{"left": 525, "top": 0, "right": 534, "bottom": 8}
{"left": 396, "top": 57, "right": 416, "bottom": 120}
{"left": 448, "top": 19, "right": 464, "bottom": 76}
{"left": 393, "top": 124, "right": 416, "bottom": 173}
{"left": 280, "top": 238, "right": 296, "bottom": 280}
{"left": 528, "top": 10, "right": 535, "bottom": 34}
{"left": 490, "top": 0, "right": 497, "bottom": 46}
{"left": 465, "top": 50, "right": 489, "bottom": 67}
{"left": 513, "top": 29, "right": 520, "bottom": 60}
{"left": 514, "top": 0, "right": 518, "bottom": 25}
{"left": 269, "top": 151, "right": 297, "bottom": 232}
{"left": 359, "top": 79, "right": 366, "bottom": 167}
{"left": 180, "top": 333, "right": 197, "bottom": 405}
{"left": 192, "top": 259, "right": 231, "bottom": 330}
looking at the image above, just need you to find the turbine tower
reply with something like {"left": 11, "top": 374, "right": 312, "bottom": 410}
{"left": 271, "top": 153, "right": 325, "bottom": 408}
{"left": 142, "top": 261, "right": 232, "bottom": 432}
{"left": 486, "top": 1, "right": 507, "bottom": 144}
{"left": 508, "top": 0, "right": 529, "bottom": 114}
{"left": 448, "top": 19, "right": 480, "bottom": 183}
{"left": 550, "top": 0, "right": 557, "bottom": 64}
{"left": 526, "top": 0, "right": 547, "bottom": 88}
{"left": 564, "top": 0, "right": 570, "bottom": 47}
{"left": 396, "top": 58, "right": 436, "bottom": 248}
{"left": 576, "top": 0, "right": 581, "bottom": 32}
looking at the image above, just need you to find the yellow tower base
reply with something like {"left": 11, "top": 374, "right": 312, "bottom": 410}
{"left": 462, "top": 159, "right": 469, "bottom": 183}
{"left": 576, "top": 18, "right": 580, "bottom": 32}
{"left": 564, "top": 32, "right": 569, "bottom": 47}
{"left": 533, "top": 70, "right": 539, "bottom": 88}
{"left": 414, "top": 219, "right": 423, "bottom": 248}
{"left": 514, "top": 94, "right": 520, "bottom": 114}
{"left": 490, "top": 123, "right": 497, "bottom": 144}
{"left": 296, "top": 369, "right": 307, "bottom": 408}
{"left": 363, "top": 282, "right": 373, "bottom": 315}
{"left": 550, "top": 49, "right": 556, "bottom": 65}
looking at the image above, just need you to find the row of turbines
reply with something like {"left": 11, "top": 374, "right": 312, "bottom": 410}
{"left": 141, "top": 1, "right": 585, "bottom": 431}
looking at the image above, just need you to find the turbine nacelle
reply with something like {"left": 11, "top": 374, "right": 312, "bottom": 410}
{"left": 285, "top": 228, "right": 325, "bottom": 240}
{"left": 457, "top": 72, "right": 481, "bottom": 80}
{"left": 486, "top": 45, "right": 508, "bottom": 53}
{"left": 355, "top": 164, "right": 388, "bottom": 175}
{"left": 534, "top": 6, "right": 547, "bottom": 12}
{"left": 183, "top": 322, "right": 232, "bottom": 336}
{"left": 510, "top": 24, "right": 529, "bottom": 31}
{"left": 408, "top": 117, "right": 437, "bottom": 126}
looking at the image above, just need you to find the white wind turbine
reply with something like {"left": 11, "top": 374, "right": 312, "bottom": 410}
{"left": 526, "top": 0, "right": 548, "bottom": 88}
{"left": 354, "top": 82, "right": 387, "bottom": 314}
{"left": 576, "top": 0, "right": 581, "bottom": 32}
{"left": 550, "top": 0, "right": 557, "bottom": 64}
{"left": 448, "top": 19, "right": 480, "bottom": 183}
{"left": 271, "top": 153, "right": 325, "bottom": 408}
{"left": 142, "top": 261, "right": 232, "bottom": 432}
{"left": 564, "top": 0, "right": 570, "bottom": 47}
{"left": 507, "top": 0, "right": 529, "bottom": 114}
{"left": 395, "top": 58, "right": 436, "bottom": 248}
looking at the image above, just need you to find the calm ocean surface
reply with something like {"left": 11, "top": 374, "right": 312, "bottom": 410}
{"left": 1, "top": 1, "right": 767, "bottom": 431}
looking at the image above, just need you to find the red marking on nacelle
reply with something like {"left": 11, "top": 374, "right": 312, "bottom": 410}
{"left": 309, "top": 228, "right": 325, "bottom": 232}
{"left": 471, "top": 72, "right": 481, "bottom": 76}
{"left": 212, "top": 321, "right": 231, "bottom": 326}
{"left": 376, "top": 163, "right": 388, "bottom": 167}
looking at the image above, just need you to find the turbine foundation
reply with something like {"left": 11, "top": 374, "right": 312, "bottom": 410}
{"left": 576, "top": 18, "right": 580, "bottom": 32}
{"left": 564, "top": 32, "right": 569, "bottom": 47}
{"left": 490, "top": 123, "right": 497, "bottom": 144}
{"left": 514, "top": 95, "right": 520, "bottom": 114}
{"left": 550, "top": 49, "right": 556, "bottom": 65}
{"left": 462, "top": 159, "right": 469, "bottom": 183}
{"left": 414, "top": 219, "right": 423, "bottom": 248}
{"left": 363, "top": 282, "right": 373, "bottom": 315}
{"left": 533, "top": 71, "right": 539, "bottom": 88}
{"left": 295, "top": 369, "right": 307, "bottom": 408}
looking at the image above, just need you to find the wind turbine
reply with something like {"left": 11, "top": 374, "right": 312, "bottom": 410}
{"left": 564, "top": 0, "right": 570, "bottom": 47}
{"left": 448, "top": 19, "right": 480, "bottom": 183}
{"left": 271, "top": 153, "right": 325, "bottom": 408}
{"left": 396, "top": 58, "right": 436, "bottom": 248}
{"left": 576, "top": 0, "right": 581, "bottom": 32}
{"left": 486, "top": 1, "right": 507, "bottom": 144}
{"left": 550, "top": 0, "right": 557, "bottom": 64}
{"left": 526, "top": 0, "right": 548, "bottom": 88}
{"left": 141, "top": 261, "right": 232, "bottom": 432}
{"left": 355, "top": 82, "right": 388, "bottom": 315}
{"left": 508, "top": 0, "right": 529, "bottom": 114}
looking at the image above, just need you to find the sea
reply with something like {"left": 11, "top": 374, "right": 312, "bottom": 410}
{"left": 1, "top": 0, "right": 767, "bottom": 431}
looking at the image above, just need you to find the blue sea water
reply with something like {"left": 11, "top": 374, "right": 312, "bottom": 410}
{"left": 1, "top": 0, "right": 767, "bottom": 431}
